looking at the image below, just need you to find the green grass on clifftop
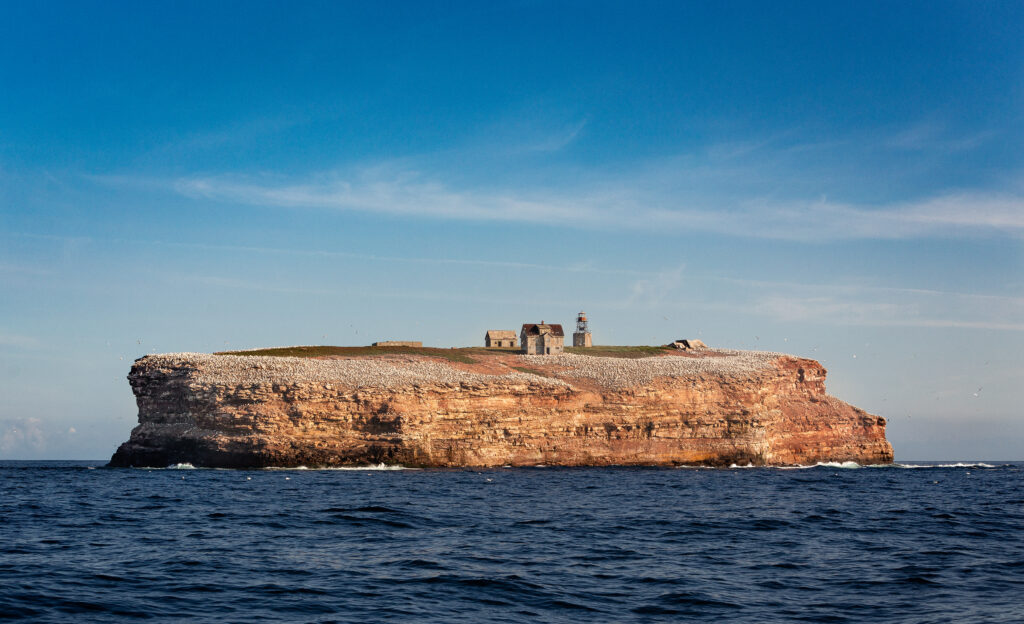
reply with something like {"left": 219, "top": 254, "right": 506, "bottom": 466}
{"left": 215, "top": 345, "right": 480, "bottom": 363}
{"left": 215, "top": 344, "right": 675, "bottom": 362}
{"left": 564, "top": 345, "right": 674, "bottom": 358}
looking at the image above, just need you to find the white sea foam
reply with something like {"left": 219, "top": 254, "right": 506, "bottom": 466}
{"left": 674, "top": 461, "right": 1008, "bottom": 470}
{"left": 261, "top": 464, "right": 413, "bottom": 471}
{"left": 775, "top": 461, "right": 862, "bottom": 470}
{"left": 815, "top": 461, "right": 862, "bottom": 469}
{"left": 322, "top": 463, "right": 415, "bottom": 471}
{"left": 131, "top": 463, "right": 416, "bottom": 471}
{"left": 892, "top": 462, "right": 998, "bottom": 469}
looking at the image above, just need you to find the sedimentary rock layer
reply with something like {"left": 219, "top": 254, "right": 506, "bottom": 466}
{"left": 108, "top": 350, "right": 893, "bottom": 468}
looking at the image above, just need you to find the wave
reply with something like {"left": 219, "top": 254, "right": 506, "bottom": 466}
{"left": 775, "top": 461, "right": 862, "bottom": 470}
{"left": 139, "top": 462, "right": 415, "bottom": 471}
{"left": 892, "top": 462, "right": 999, "bottom": 469}
{"left": 145, "top": 461, "right": 1006, "bottom": 471}
{"left": 784, "top": 461, "right": 1002, "bottom": 470}
{"left": 728, "top": 461, "right": 862, "bottom": 470}
{"left": 263, "top": 463, "right": 416, "bottom": 471}
{"left": 814, "top": 461, "right": 862, "bottom": 469}
{"left": 751, "top": 461, "right": 1004, "bottom": 470}
{"left": 321, "top": 463, "right": 416, "bottom": 471}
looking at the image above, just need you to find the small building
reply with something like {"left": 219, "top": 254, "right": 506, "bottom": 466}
{"left": 669, "top": 339, "right": 707, "bottom": 351}
{"left": 572, "top": 311, "right": 592, "bottom": 347}
{"left": 484, "top": 330, "right": 518, "bottom": 348}
{"left": 521, "top": 322, "right": 565, "bottom": 355}
{"left": 372, "top": 341, "right": 423, "bottom": 347}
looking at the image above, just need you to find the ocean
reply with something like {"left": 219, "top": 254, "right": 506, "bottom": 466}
{"left": 1, "top": 461, "right": 1021, "bottom": 623}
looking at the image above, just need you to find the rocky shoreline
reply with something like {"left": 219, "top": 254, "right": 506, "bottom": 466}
{"left": 109, "top": 349, "right": 893, "bottom": 468}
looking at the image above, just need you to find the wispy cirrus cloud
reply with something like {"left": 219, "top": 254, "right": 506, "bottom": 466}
{"left": 0, "top": 333, "right": 42, "bottom": 349}
{"left": 883, "top": 120, "right": 994, "bottom": 153}
{"left": 148, "top": 240, "right": 643, "bottom": 276}
{"left": 167, "top": 166, "right": 1024, "bottom": 241}
{"left": 742, "top": 285, "right": 1024, "bottom": 332}
{"left": 750, "top": 296, "right": 1024, "bottom": 332}
{"left": 627, "top": 265, "right": 686, "bottom": 307}
{"left": 87, "top": 116, "right": 1021, "bottom": 242}
{"left": 173, "top": 170, "right": 589, "bottom": 223}
{"left": 522, "top": 118, "right": 589, "bottom": 153}
{"left": 626, "top": 270, "right": 1024, "bottom": 332}
{"left": 0, "top": 263, "right": 53, "bottom": 276}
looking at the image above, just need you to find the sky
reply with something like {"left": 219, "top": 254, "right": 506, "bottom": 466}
{"left": 1, "top": 1, "right": 1022, "bottom": 461}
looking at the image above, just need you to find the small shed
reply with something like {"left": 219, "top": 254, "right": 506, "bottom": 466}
{"left": 670, "top": 339, "right": 707, "bottom": 351}
{"left": 485, "top": 330, "right": 518, "bottom": 348}
{"left": 521, "top": 323, "right": 565, "bottom": 355}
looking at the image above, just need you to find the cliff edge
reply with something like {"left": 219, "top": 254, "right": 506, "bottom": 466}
{"left": 108, "top": 349, "right": 893, "bottom": 468}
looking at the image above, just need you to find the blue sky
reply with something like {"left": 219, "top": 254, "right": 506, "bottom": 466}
{"left": 1, "top": 1, "right": 1022, "bottom": 460}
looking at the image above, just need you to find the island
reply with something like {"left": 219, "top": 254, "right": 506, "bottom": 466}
{"left": 108, "top": 344, "right": 893, "bottom": 468}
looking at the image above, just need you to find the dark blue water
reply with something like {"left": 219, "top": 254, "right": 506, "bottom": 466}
{"left": 1, "top": 461, "right": 1022, "bottom": 623}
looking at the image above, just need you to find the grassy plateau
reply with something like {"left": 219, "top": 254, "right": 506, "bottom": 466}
{"left": 215, "top": 344, "right": 676, "bottom": 363}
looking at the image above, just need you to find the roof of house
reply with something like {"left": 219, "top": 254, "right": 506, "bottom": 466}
{"left": 485, "top": 330, "right": 517, "bottom": 339}
{"left": 521, "top": 323, "right": 565, "bottom": 337}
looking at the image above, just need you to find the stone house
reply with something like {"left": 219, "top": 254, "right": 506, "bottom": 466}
{"left": 484, "top": 330, "right": 518, "bottom": 348}
{"left": 520, "top": 323, "right": 565, "bottom": 355}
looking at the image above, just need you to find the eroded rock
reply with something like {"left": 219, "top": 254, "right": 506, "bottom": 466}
{"left": 108, "top": 350, "right": 893, "bottom": 468}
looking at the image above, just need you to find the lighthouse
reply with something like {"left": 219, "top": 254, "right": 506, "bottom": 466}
{"left": 572, "top": 311, "right": 593, "bottom": 348}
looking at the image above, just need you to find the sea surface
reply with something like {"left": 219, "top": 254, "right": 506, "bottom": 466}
{"left": 1, "top": 461, "right": 1022, "bottom": 623}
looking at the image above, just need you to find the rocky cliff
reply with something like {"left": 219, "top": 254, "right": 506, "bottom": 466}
{"left": 108, "top": 349, "right": 893, "bottom": 468}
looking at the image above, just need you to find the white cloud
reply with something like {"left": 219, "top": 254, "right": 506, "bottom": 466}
{"left": 883, "top": 120, "right": 993, "bottom": 153}
{"left": 627, "top": 265, "right": 686, "bottom": 307}
{"left": 168, "top": 168, "right": 1024, "bottom": 241}
{"left": 745, "top": 289, "right": 1024, "bottom": 332}
{"left": 636, "top": 272, "right": 1024, "bottom": 332}
{"left": 751, "top": 296, "right": 909, "bottom": 325}
{"left": 0, "top": 417, "right": 46, "bottom": 455}
{"left": 174, "top": 170, "right": 589, "bottom": 223}
{"left": 149, "top": 241, "right": 644, "bottom": 278}
{"left": 0, "top": 333, "right": 41, "bottom": 349}
{"left": 0, "top": 263, "right": 53, "bottom": 276}
{"left": 162, "top": 272, "right": 335, "bottom": 296}
{"left": 523, "top": 118, "right": 589, "bottom": 153}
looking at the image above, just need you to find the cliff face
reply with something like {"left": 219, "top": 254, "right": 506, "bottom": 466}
{"left": 108, "top": 350, "right": 893, "bottom": 468}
